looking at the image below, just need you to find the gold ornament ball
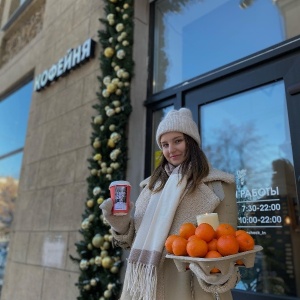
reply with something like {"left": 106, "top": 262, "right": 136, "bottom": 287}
{"left": 93, "top": 153, "right": 102, "bottom": 161}
{"left": 102, "top": 257, "right": 113, "bottom": 269}
{"left": 107, "top": 139, "right": 115, "bottom": 148}
{"left": 101, "top": 250, "right": 108, "bottom": 258}
{"left": 103, "top": 241, "right": 111, "bottom": 250}
{"left": 97, "top": 197, "right": 104, "bottom": 205}
{"left": 104, "top": 47, "right": 115, "bottom": 58}
{"left": 104, "top": 234, "right": 111, "bottom": 241}
{"left": 110, "top": 266, "right": 119, "bottom": 273}
{"left": 87, "top": 243, "right": 93, "bottom": 250}
{"left": 107, "top": 83, "right": 117, "bottom": 93}
{"left": 90, "top": 169, "right": 98, "bottom": 176}
{"left": 94, "top": 115, "right": 103, "bottom": 125}
{"left": 106, "top": 167, "right": 113, "bottom": 174}
{"left": 93, "top": 140, "right": 101, "bottom": 148}
{"left": 92, "top": 234, "right": 105, "bottom": 248}
{"left": 86, "top": 199, "right": 94, "bottom": 208}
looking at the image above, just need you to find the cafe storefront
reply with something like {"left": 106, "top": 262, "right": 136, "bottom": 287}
{"left": 146, "top": 1, "right": 300, "bottom": 299}
{"left": 0, "top": 0, "right": 299, "bottom": 299}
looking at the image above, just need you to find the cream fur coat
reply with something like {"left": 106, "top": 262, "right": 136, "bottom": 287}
{"left": 112, "top": 168, "right": 238, "bottom": 300}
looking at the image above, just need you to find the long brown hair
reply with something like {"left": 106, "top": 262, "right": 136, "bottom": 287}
{"left": 148, "top": 134, "right": 210, "bottom": 195}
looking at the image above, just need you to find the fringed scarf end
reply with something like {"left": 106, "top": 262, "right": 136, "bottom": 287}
{"left": 127, "top": 262, "right": 157, "bottom": 300}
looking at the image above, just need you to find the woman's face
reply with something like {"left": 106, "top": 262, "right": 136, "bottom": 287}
{"left": 160, "top": 132, "right": 187, "bottom": 166}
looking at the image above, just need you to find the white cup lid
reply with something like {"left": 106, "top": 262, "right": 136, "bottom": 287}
{"left": 109, "top": 180, "right": 131, "bottom": 187}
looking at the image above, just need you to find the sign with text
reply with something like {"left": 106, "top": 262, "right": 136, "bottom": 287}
{"left": 34, "top": 38, "right": 95, "bottom": 92}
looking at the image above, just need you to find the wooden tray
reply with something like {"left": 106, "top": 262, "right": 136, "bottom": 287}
{"left": 166, "top": 245, "right": 263, "bottom": 276}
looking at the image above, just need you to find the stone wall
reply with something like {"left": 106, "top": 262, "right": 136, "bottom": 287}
{"left": 0, "top": 0, "right": 149, "bottom": 299}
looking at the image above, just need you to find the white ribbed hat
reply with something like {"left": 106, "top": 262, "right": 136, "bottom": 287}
{"left": 156, "top": 108, "right": 201, "bottom": 148}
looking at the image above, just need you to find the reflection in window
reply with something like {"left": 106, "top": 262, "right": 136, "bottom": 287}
{"left": 153, "top": 0, "right": 300, "bottom": 93}
{"left": 0, "top": 80, "right": 32, "bottom": 293}
{"left": 200, "top": 81, "right": 299, "bottom": 297}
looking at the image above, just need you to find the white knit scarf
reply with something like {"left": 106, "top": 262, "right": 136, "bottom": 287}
{"left": 126, "top": 164, "right": 187, "bottom": 300}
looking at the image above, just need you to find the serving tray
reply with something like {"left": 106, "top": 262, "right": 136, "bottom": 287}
{"left": 166, "top": 245, "right": 263, "bottom": 276}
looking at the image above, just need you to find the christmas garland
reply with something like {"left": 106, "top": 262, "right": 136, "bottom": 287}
{"left": 71, "top": 0, "right": 134, "bottom": 299}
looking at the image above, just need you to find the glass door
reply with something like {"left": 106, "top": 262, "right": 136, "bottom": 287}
{"left": 184, "top": 57, "right": 300, "bottom": 299}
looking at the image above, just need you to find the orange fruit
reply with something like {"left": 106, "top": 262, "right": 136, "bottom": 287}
{"left": 236, "top": 232, "right": 255, "bottom": 252}
{"left": 186, "top": 238, "right": 208, "bottom": 257}
{"left": 195, "top": 223, "right": 216, "bottom": 242}
{"left": 217, "top": 235, "right": 239, "bottom": 256}
{"left": 205, "top": 250, "right": 222, "bottom": 273}
{"left": 172, "top": 236, "right": 188, "bottom": 256}
{"left": 235, "top": 229, "right": 248, "bottom": 237}
{"left": 165, "top": 234, "right": 180, "bottom": 254}
{"left": 207, "top": 238, "right": 218, "bottom": 251}
{"left": 179, "top": 223, "right": 196, "bottom": 240}
{"left": 215, "top": 223, "right": 236, "bottom": 239}
{"left": 188, "top": 234, "right": 201, "bottom": 242}
{"left": 235, "top": 259, "right": 244, "bottom": 266}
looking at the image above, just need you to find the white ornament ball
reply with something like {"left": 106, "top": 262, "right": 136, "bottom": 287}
{"left": 103, "top": 76, "right": 111, "bottom": 85}
{"left": 106, "top": 108, "right": 115, "bottom": 117}
{"left": 109, "top": 124, "right": 116, "bottom": 131}
{"left": 90, "top": 279, "right": 97, "bottom": 286}
{"left": 102, "top": 89, "right": 110, "bottom": 98}
{"left": 79, "top": 259, "right": 89, "bottom": 270}
{"left": 104, "top": 290, "right": 112, "bottom": 298}
{"left": 116, "top": 23, "right": 124, "bottom": 32}
{"left": 117, "top": 49, "right": 126, "bottom": 59}
{"left": 93, "top": 187, "right": 101, "bottom": 195}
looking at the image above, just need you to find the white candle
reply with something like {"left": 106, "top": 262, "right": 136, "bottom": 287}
{"left": 196, "top": 213, "right": 219, "bottom": 230}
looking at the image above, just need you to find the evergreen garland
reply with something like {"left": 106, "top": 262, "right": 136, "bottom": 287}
{"left": 71, "top": 0, "right": 134, "bottom": 299}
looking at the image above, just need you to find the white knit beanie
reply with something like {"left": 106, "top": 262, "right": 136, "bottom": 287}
{"left": 156, "top": 108, "right": 201, "bottom": 148}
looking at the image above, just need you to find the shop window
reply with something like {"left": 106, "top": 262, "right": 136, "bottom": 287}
{"left": 201, "top": 80, "right": 299, "bottom": 297}
{"left": 152, "top": 0, "right": 300, "bottom": 93}
{"left": 0, "top": 80, "right": 32, "bottom": 294}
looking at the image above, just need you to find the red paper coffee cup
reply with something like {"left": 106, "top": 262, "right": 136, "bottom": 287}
{"left": 109, "top": 181, "right": 131, "bottom": 215}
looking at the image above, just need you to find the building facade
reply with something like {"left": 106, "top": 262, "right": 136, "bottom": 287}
{"left": 0, "top": 0, "right": 299, "bottom": 300}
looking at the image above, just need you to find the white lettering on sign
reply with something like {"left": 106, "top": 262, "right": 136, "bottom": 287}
{"left": 236, "top": 186, "right": 279, "bottom": 200}
{"left": 34, "top": 38, "right": 95, "bottom": 92}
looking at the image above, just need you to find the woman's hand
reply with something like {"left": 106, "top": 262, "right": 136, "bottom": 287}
{"left": 100, "top": 198, "right": 133, "bottom": 234}
{"left": 189, "top": 262, "right": 240, "bottom": 293}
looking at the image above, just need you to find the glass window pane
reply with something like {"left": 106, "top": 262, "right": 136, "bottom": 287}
{"left": 0, "top": 80, "right": 32, "bottom": 293}
{"left": 200, "top": 81, "right": 300, "bottom": 297}
{"left": 0, "top": 152, "right": 24, "bottom": 179}
{"left": 0, "top": 81, "right": 33, "bottom": 157}
{"left": 153, "top": 0, "right": 300, "bottom": 93}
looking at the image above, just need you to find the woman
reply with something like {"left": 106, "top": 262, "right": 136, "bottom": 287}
{"left": 101, "top": 108, "right": 239, "bottom": 300}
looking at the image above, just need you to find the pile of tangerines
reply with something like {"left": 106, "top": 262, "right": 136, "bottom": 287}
{"left": 165, "top": 222, "right": 255, "bottom": 273}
